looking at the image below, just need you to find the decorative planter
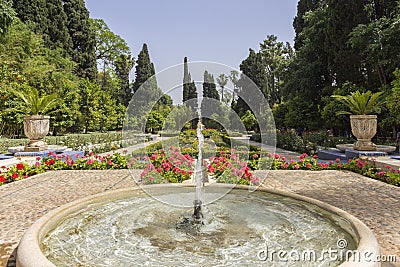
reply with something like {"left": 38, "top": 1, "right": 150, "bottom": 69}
{"left": 23, "top": 115, "right": 50, "bottom": 152}
{"left": 350, "top": 115, "right": 377, "bottom": 151}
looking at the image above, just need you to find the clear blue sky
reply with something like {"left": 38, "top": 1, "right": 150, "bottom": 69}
{"left": 85, "top": 0, "right": 298, "bottom": 73}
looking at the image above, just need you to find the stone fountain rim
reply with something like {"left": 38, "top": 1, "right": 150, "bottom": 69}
{"left": 16, "top": 184, "right": 381, "bottom": 267}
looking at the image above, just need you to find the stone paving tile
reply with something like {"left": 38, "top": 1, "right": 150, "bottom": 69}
{"left": 259, "top": 170, "right": 400, "bottom": 266}
{"left": 0, "top": 169, "right": 399, "bottom": 266}
{"left": 0, "top": 169, "right": 139, "bottom": 267}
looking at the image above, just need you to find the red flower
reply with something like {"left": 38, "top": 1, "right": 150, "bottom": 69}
{"left": 11, "top": 173, "right": 19, "bottom": 179}
{"left": 45, "top": 159, "right": 55, "bottom": 165}
{"left": 0, "top": 176, "right": 5, "bottom": 183}
{"left": 16, "top": 163, "right": 24, "bottom": 170}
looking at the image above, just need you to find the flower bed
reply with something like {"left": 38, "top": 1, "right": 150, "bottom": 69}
{"left": 0, "top": 149, "right": 399, "bottom": 187}
{"left": 0, "top": 131, "right": 146, "bottom": 154}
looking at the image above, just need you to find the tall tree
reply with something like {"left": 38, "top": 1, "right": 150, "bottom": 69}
{"left": 216, "top": 73, "right": 228, "bottom": 102}
{"left": 202, "top": 70, "right": 219, "bottom": 100}
{"left": 259, "top": 35, "right": 293, "bottom": 106}
{"left": 90, "top": 18, "right": 130, "bottom": 74}
{"left": 63, "top": 0, "right": 97, "bottom": 79}
{"left": 233, "top": 49, "right": 268, "bottom": 116}
{"left": 229, "top": 70, "right": 239, "bottom": 105}
{"left": 13, "top": 0, "right": 72, "bottom": 53}
{"left": 12, "top": 0, "right": 49, "bottom": 38}
{"left": 0, "top": 0, "right": 16, "bottom": 36}
{"left": 325, "top": 0, "right": 370, "bottom": 87}
{"left": 293, "top": 0, "right": 322, "bottom": 50}
{"left": 45, "top": 0, "right": 72, "bottom": 53}
{"left": 132, "top": 43, "right": 156, "bottom": 93}
{"left": 182, "top": 57, "right": 197, "bottom": 108}
{"left": 115, "top": 54, "right": 134, "bottom": 106}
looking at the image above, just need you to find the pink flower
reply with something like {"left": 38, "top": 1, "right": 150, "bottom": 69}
{"left": 337, "top": 163, "right": 342, "bottom": 168}
{"left": 336, "top": 158, "right": 340, "bottom": 163}
{"left": 306, "top": 163, "right": 312, "bottom": 169}
{"left": 385, "top": 165, "right": 392, "bottom": 169}
{"left": 274, "top": 154, "right": 280, "bottom": 159}
{"left": 283, "top": 163, "right": 289, "bottom": 169}
{"left": 253, "top": 154, "right": 259, "bottom": 159}
{"left": 157, "top": 167, "right": 163, "bottom": 173}
{"left": 294, "top": 164, "right": 300, "bottom": 170}
{"left": 36, "top": 156, "right": 41, "bottom": 161}
{"left": 377, "top": 171, "right": 385, "bottom": 177}
{"left": 299, "top": 153, "right": 308, "bottom": 159}
{"left": 313, "top": 155, "right": 318, "bottom": 159}
{"left": 86, "top": 159, "right": 93, "bottom": 165}
{"left": 35, "top": 162, "right": 40, "bottom": 167}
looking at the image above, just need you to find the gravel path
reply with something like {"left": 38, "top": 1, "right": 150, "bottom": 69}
{"left": 0, "top": 169, "right": 398, "bottom": 266}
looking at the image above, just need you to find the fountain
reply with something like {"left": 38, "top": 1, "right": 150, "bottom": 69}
{"left": 193, "top": 109, "right": 205, "bottom": 222}
{"left": 16, "top": 119, "right": 381, "bottom": 266}
{"left": 16, "top": 185, "right": 380, "bottom": 266}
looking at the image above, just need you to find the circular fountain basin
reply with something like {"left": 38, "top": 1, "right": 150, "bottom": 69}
{"left": 336, "top": 144, "right": 396, "bottom": 153}
{"left": 17, "top": 185, "right": 380, "bottom": 267}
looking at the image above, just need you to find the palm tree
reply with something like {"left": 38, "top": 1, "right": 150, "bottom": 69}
{"left": 229, "top": 70, "right": 239, "bottom": 100}
{"left": 216, "top": 73, "right": 228, "bottom": 102}
{"left": 331, "top": 90, "right": 383, "bottom": 115}
{"left": 11, "top": 86, "right": 60, "bottom": 115}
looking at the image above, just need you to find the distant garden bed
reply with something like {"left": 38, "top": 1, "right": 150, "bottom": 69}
{"left": 0, "top": 131, "right": 149, "bottom": 154}
{"left": 0, "top": 129, "right": 398, "bottom": 188}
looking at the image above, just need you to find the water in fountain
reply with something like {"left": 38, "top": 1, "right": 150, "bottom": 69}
{"left": 193, "top": 109, "right": 205, "bottom": 222}
{"left": 41, "top": 186, "right": 357, "bottom": 266}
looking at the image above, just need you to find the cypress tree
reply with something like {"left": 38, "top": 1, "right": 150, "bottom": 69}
{"left": 183, "top": 57, "right": 190, "bottom": 103}
{"left": 182, "top": 57, "right": 197, "bottom": 107}
{"left": 115, "top": 54, "right": 134, "bottom": 106}
{"left": 63, "top": 0, "right": 97, "bottom": 79}
{"left": 293, "top": 0, "right": 321, "bottom": 50}
{"left": 12, "top": 0, "right": 49, "bottom": 38}
{"left": 45, "top": 0, "right": 72, "bottom": 53}
{"left": 13, "top": 0, "right": 72, "bottom": 53}
{"left": 133, "top": 43, "right": 156, "bottom": 93}
{"left": 202, "top": 70, "right": 219, "bottom": 100}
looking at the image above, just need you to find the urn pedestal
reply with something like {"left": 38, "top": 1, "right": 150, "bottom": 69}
{"left": 23, "top": 115, "right": 50, "bottom": 152}
{"left": 350, "top": 115, "right": 377, "bottom": 151}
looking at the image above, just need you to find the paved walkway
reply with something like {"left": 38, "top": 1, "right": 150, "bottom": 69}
{"left": 0, "top": 169, "right": 398, "bottom": 266}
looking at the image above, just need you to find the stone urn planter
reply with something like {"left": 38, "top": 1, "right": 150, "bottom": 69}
{"left": 350, "top": 115, "right": 377, "bottom": 151}
{"left": 24, "top": 115, "right": 50, "bottom": 152}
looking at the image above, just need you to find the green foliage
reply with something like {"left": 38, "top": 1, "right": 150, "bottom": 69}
{"left": 240, "top": 110, "right": 257, "bottom": 131}
{"left": 182, "top": 57, "right": 197, "bottom": 108}
{"left": 132, "top": 43, "right": 156, "bottom": 93}
{"left": 331, "top": 90, "right": 383, "bottom": 115}
{"left": 259, "top": 35, "right": 293, "bottom": 106}
{"left": 385, "top": 69, "right": 400, "bottom": 125}
{"left": 63, "top": 0, "right": 97, "bottom": 80}
{"left": 45, "top": 0, "right": 72, "bottom": 53}
{"left": 0, "top": 0, "right": 16, "bottom": 36}
{"left": 9, "top": 85, "right": 60, "bottom": 115}
{"left": 216, "top": 73, "right": 228, "bottom": 103}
